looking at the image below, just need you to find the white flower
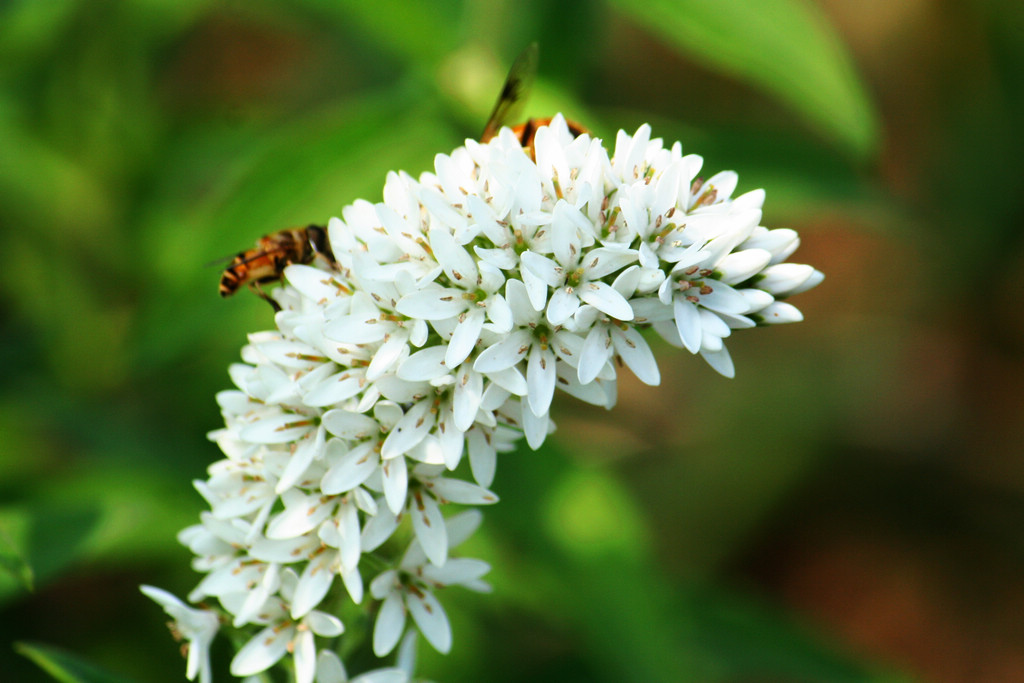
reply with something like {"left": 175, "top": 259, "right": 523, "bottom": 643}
{"left": 521, "top": 226, "right": 637, "bottom": 326}
{"left": 141, "top": 586, "right": 220, "bottom": 683}
{"left": 149, "top": 115, "right": 823, "bottom": 682}
{"left": 369, "top": 511, "right": 490, "bottom": 657}
{"left": 228, "top": 571, "right": 344, "bottom": 683}
{"left": 474, "top": 278, "right": 586, "bottom": 418}
{"left": 396, "top": 229, "right": 511, "bottom": 368}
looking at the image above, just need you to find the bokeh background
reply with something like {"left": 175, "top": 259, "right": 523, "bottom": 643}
{"left": 2, "top": 0, "right": 1023, "bottom": 681}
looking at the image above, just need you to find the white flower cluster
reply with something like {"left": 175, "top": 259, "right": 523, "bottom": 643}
{"left": 144, "top": 116, "right": 822, "bottom": 683}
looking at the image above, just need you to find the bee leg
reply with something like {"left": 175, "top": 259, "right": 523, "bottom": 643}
{"left": 249, "top": 282, "right": 282, "bottom": 312}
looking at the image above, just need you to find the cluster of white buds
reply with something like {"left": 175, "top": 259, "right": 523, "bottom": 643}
{"left": 144, "top": 116, "right": 823, "bottom": 683}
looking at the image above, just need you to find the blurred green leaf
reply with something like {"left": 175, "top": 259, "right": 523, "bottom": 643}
{"left": 16, "top": 642, "right": 137, "bottom": 683}
{"left": 0, "top": 0, "right": 78, "bottom": 73}
{"left": 0, "top": 502, "right": 105, "bottom": 604}
{"left": 25, "top": 505, "right": 103, "bottom": 585}
{"left": 0, "top": 524, "right": 34, "bottom": 592}
{"left": 295, "top": 0, "right": 464, "bottom": 62}
{"left": 607, "top": 0, "right": 879, "bottom": 160}
{"left": 0, "top": 115, "right": 115, "bottom": 235}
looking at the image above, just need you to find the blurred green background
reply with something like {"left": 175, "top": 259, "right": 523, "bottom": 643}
{"left": 2, "top": 0, "right": 1024, "bottom": 681}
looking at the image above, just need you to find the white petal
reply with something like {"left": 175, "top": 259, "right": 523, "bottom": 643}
{"left": 381, "top": 400, "right": 432, "bottom": 460}
{"left": 522, "top": 405, "right": 551, "bottom": 450}
{"left": 367, "top": 333, "right": 409, "bottom": 379}
{"left": 407, "top": 589, "right": 452, "bottom": 654}
{"left": 410, "top": 491, "right": 447, "bottom": 566}
{"left": 436, "top": 409, "right": 466, "bottom": 469}
{"left": 276, "top": 426, "right": 324, "bottom": 493}
{"left": 578, "top": 281, "right": 634, "bottom": 321}
{"left": 474, "top": 329, "right": 531, "bottom": 372}
{"left": 474, "top": 245, "right": 518, "bottom": 270}
{"left": 398, "top": 346, "right": 449, "bottom": 382}
{"left": 240, "top": 412, "right": 313, "bottom": 444}
{"left": 373, "top": 592, "right": 407, "bottom": 657}
{"left": 521, "top": 263, "right": 550, "bottom": 311}
{"left": 374, "top": 375, "right": 428, "bottom": 405}
{"left": 232, "top": 563, "right": 280, "bottom": 626}
{"left": 701, "top": 346, "right": 735, "bottom": 378}
{"left": 396, "top": 287, "right": 467, "bottom": 320}
{"left": 695, "top": 280, "right": 750, "bottom": 315}
{"left": 526, "top": 345, "right": 556, "bottom": 417}
{"left": 583, "top": 246, "right": 638, "bottom": 280}
{"left": 673, "top": 298, "right": 702, "bottom": 353}
{"left": 361, "top": 505, "right": 399, "bottom": 552}
{"left": 452, "top": 365, "right": 484, "bottom": 432}
{"left": 738, "top": 287, "right": 775, "bottom": 314}
{"left": 294, "top": 628, "right": 317, "bottom": 683}
{"left": 485, "top": 293, "right": 513, "bottom": 332}
{"left": 428, "top": 477, "right": 498, "bottom": 505}
{"left": 445, "top": 509, "right": 483, "bottom": 548}
{"left": 370, "top": 569, "right": 398, "bottom": 600}
{"left": 306, "top": 610, "right": 344, "bottom": 637}
{"left": 336, "top": 501, "right": 362, "bottom": 571}
{"left": 352, "top": 669, "right": 409, "bottom": 683}
{"left": 382, "top": 455, "right": 408, "bottom": 515}
{"left": 429, "top": 227, "right": 477, "bottom": 285}
{"left": 699, "top": 308, "right": 732, "bottom": 339}
{"left": 695, "top": 170, "right": 738, "bottom": 205}
{"left": 786, "top": 267, "right": 824, "bottom": 296}
{"left": 231, "top": 624, "right": 291, "bottom": 676}
{"left": 321, "top": 442, "right": 379, "bottom": 495}
{"left": 341, "top": 562, "right": 364, "bottom": 605}
{"left": 315, "top": 650, "right": 346, "bottom": 683}
{"left": 546, "top": 287, "right": 579, "bottom": 325}
{"left": 325, "top": 315, "right": 388, "bottom": 346}
{"left": 756, "top": 263, "right": 816, "bottom": 297}
{"left": 322, "top": 410, "right": 380, "bottom": 440}
{"left": 285, "top": 263, "right": 343, "bottom": 302}
{"left": 756, "top": 301, "right": 804, "bottom": 324}
{"left": 716, "top": 248, "right": 772, "bottom": 285}
{"left": 291, "top": 557, "right": 335, "bottom": 619}
{"left": 395, "top": 631, "right": 418, "bottom": 678}
{"left": 303, "top": 370, "right": 365, "bottom": 407}
{"left": 612, "top": 326, "right": 660, "bottom": 386}
{"left": 266, "top": 494, "right": 333, "bottom": 540}
{"left": 578, "top": 327, "right": 611, "bottom": 384}
{"left": 446, "top": 308, "right": 485, "bottom": 368}
{"left": 520, "top": 251, "right": 563, "bottom": 288}
{"left": 467, "top": 430, "right": 497, "bottom": 488}
{"left": 486, "top": 365, "right": 528, "bottom": 396}
{"left": 550, "top": 204, "right": 583, "bottom": 268}
{"left": 422, "top": 557, "right": 491, "bottom": 586}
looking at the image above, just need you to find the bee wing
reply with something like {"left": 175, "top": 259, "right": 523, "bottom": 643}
{"left": 204, "top": 253, "right": 239, "bottom": 268}
{"left": 480, "top": 43, "right": 538, "bottom": 143}
{"left": 207, "top": 248, "right": 277, "bottom": 270}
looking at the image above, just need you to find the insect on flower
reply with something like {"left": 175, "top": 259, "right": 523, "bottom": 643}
{"left": 220, "top": 44, "right": 586, "bottom": 309}
{"left": 480, "top": 43, "right": 588, "bottom": 156}
{"left": 218, "top": 224, "right": 336, "bottom": 310}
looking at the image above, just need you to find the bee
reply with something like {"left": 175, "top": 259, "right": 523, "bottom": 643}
{"left": 221, "top": 45, "right": 583, "bottom": 309}
{"left": 480, "top": 43, "right": 588, "bottom": 156}
{"left": 219, "top": 224, "right": 335, "bottom": 310}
